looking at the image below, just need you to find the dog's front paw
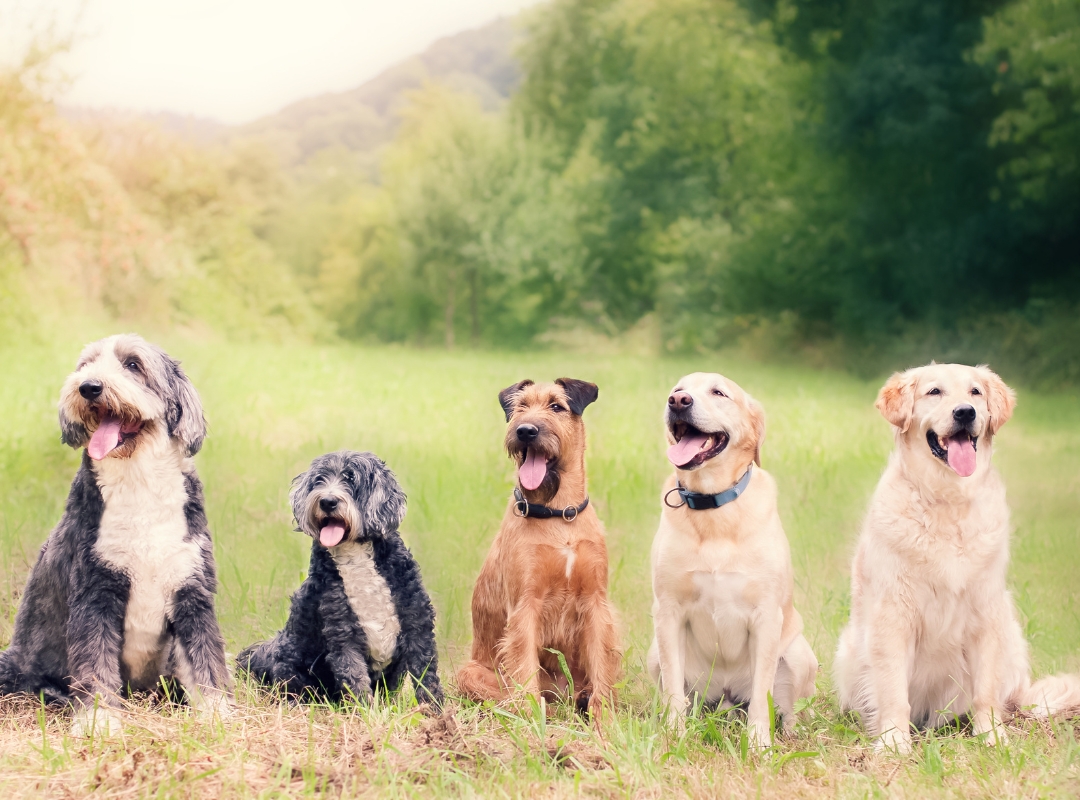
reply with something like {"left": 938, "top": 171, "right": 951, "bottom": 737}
{"left": 662, "top": 704, "right": 688, "bottom": 737}
{"left": 193, "top": 690, "right": 235, "bottom": 721}
{"left": 875, "top": 726, "right": 912, "bottom": 754}
{"left": 71, "top": 706, "right": 123, "bottom": 738}
{"left": 747, "top": 720, "right": 772, "bottom": 749}
{"left": 972, "top": 711, "right": 1009, "bottom": 746}
{"left": 662, "top": 692, "right": 688, "bottom": 726}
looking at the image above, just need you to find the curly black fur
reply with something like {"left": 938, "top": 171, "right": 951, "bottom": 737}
{"left": 237, "top": 451, "right": 443, "bottom": 707}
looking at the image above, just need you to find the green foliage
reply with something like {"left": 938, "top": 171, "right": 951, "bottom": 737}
{"left": 0, "top": 44, "right": 320, "bottom": 344}
{"left": 5, "top": 1, "right": 1080, "bottom": 383}
{"left": 516, "top": 0, "right": 804, "bottom": 328}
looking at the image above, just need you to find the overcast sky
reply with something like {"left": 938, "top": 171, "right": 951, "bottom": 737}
{"left": 2, "top": 0, "right": 541, "bottom": 124}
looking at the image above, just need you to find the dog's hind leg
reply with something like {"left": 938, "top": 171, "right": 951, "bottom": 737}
{"left": 455, "top": 658, "right": 506, "bottom": 702}
{"left": 0, "top": 650, "right": 23, "bottom": 695}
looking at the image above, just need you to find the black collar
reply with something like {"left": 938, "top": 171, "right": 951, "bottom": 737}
{"left": 665, "top": 465, "right": 753, "bottom": 511}
{"left": 513, "top": 487, "right": 590, "bottom": 521}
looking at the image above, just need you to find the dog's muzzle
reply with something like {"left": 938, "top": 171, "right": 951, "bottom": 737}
{"left": 310, "top": 492, "right": 353, "bottom": 548}
{"left": 926, "top": 415, "right": 980, "bottom": 477}
{"left": 667, "top": 416, "right": 730, "bottom": 470}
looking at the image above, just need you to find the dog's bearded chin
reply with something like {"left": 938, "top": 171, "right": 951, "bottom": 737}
{"left": 320, "top": 522, "right": 346, "bottom": 547}
{"left": 519, "top": 448, "right": 548, "bottom": 491}
{"left": 927, "top": 430, "right": 978, "bottom": 477}
{"left": 87, "top": 414, "right": 143, "bottom": 461}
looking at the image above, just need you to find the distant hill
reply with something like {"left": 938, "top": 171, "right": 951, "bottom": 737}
{"left": 233, "top": 17, "right": 520, "bottom": 171}
{"left": 61, "top": 107, "right": 227, "bottom": 143}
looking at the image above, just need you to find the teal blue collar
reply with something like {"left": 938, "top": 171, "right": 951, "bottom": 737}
{"left": 665, "top": 465, "right": 753, "bottom": 511}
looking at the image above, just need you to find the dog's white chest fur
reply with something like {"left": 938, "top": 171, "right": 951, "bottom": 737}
{"left": 330, "top": 541, "right": 400, "bottom": 672}
{"left": 93, "top": 430, "right": 201, "bottom": 684}
{"left": 686, "top": 571, "right": 754, "bottom": 673}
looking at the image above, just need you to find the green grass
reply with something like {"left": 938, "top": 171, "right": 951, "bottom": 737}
{"left": 0, "top": 339, "right": 1078, "bottom": 798}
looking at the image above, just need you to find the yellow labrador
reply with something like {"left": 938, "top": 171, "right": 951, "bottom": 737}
{"left": 835, "top": 363, "right": 1080, "bottom": 752}
{"left": 648, "top": 373, "right": 817, "bottom": 746}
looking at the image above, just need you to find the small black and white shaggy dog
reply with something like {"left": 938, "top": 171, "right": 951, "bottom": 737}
{"left": 0, "top": 334, "right": 229, "bottom": 734}
{"left": 237, "top": 451, "right": 443, "bottom": 706}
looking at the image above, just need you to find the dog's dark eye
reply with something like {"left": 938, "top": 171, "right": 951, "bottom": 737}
{"left": 124, "top": 360, "right": 141, "bottom": 373}
{"left": 712, "top": 389, "right": 727, "bottom": 398}
{"left": 971, "top": 387, "right": 982, "bottom": 396}
{"left": 342, "top": 470, "right": 355, "bottom": 485}
{"left": 310, "top": 475, "right": 326, "bottom": 489}
{"left": 550, "top": 403, "right": 566, "bottom": 412}
{"left": 927, "top": 388, "right": 941, "bottom": 396}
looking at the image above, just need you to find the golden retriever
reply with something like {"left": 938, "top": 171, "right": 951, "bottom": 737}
{"left": 648, "top": 372, "right": 817, "bottom": 746}
{"left": 455, "top": 379, "right": 621, "bottom": 717}
{"left": 835, "top": 363, "right": 1080, "bottom": 752}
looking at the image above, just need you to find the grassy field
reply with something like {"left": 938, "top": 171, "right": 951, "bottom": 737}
{"left": 0, "top": 337, "right": 1078, "bottom": 798}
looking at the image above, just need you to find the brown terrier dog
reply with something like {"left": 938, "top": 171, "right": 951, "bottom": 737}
{"left": 455, "top": 378, "right": 621, "bottom": 716}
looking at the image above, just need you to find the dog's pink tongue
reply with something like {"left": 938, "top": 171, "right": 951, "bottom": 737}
{"left": 519, "top": 449, "right": 548, "bottom": 491}
{"left": 88, "top": 416, "right": 122, "bottom": 461}
{"left": 320, "top": 524, "right": 346, "bottom": 547}
{"left": 667, "top": 434, "right": 709, "bottom": 467}
{"left": 946, "top": 437, "right": 977, "bottom": 477}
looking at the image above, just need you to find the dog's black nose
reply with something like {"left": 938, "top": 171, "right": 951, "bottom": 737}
{"left": 668, "top": 391, "right": 693, "bottom": 409}
{"left": 319, "top": 497, "right": 339, "bottom": 513}
{"left": 79, "top": 380, "right": 103, "bottom": 400}
{"left": 953, "top": 404, "right": 976, "bottom": 425}
{"left": 516, "top": 424, "right": 539, "bottom": 443}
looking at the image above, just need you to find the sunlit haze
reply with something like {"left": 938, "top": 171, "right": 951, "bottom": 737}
{"left": 2, "top": 0, "right": 541, "bottom": 124}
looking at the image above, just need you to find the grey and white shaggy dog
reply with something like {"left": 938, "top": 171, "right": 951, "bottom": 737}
{"left": 237, "top": 451, "right": 444, "bottom": 707}
{"left": 0, "top": 334, "right": 229, "bottom": 734}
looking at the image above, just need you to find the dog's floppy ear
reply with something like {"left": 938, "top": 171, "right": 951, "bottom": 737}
{"left": 498, "top": 380, "right": 534, "bottom": 422}
{"left": 977, "top": 365, "right": 1017, "bottom": 435}
{"left": 58, "top": 409, "right": 89, "bottom": 449}
{"left": 555, "top": 378, "right": 599, "bottom": 416}
{"left": 165, "top": 358, "right": 208, "bottom": 456}
{"left": 747, "top": 395, "right": 766, "bottom": 467}
{"left": 876, "top": 368, "right": 919, "bottom": 433}
{"left": 289, "top": 469, "right": 311, "bottom": 532}
{"left": 359, "top": 455, "right": 407, "bottom": 536}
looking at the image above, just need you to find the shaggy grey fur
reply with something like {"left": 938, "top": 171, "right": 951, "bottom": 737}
{"left": 237, "top": 451, "right": 443, "bottom": 706}
{"left": 0, "top": 335, "right": 228, "bottom": 712}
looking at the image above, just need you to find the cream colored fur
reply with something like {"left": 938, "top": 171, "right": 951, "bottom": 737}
{"left": 330, "top": 540, "right": 401, "bottom": 672}
{"left": 94, "top": 425, "right": 201, "bottom": 688}
{"left": 835, "top": 363, "right": 1080, "bottom": 753}
{"left": 648, "top": 373, "right": 817, "bottom": 747}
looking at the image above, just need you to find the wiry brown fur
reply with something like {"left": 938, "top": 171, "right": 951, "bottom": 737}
{"left": 455, "top": 380, "right": 621, "bottom": 717}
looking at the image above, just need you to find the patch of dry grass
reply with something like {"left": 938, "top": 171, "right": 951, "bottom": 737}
{"left": 1, "top": 670, "right": 1078, "bottom": 798}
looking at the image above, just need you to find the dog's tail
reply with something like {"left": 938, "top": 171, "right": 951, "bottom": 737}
{"left": 1019, "top": 673, "right": 1080, "bottom": 717}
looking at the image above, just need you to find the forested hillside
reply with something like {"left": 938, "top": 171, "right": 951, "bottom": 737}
{"left": 3, "top": 1, "right": 1078, "bottom": 383}
{"left": 0, "top": 51, "right": 320, "bottom": 344}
